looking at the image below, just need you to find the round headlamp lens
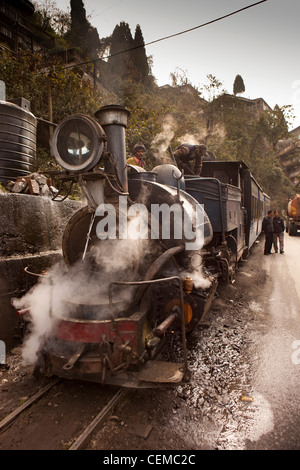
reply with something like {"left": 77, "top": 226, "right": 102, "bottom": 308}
{"left": 58, "top": 121, "right": 94, "bottom": 167}
{"left": 51, "top": 114, "right": 106, "bottom": 172}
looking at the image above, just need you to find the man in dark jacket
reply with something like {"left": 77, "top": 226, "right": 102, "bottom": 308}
{"left": 273, "top": 210, "right": 285, "bottom": 254}
{"left": 262, "top": 210, "right": 274, "bottom": 255}
{"left": 173, "top": 143, "right": 210, "bottom": 176}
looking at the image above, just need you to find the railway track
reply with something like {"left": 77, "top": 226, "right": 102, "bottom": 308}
{"left": 0, "top": 377, "right": 129, "bottom": 450}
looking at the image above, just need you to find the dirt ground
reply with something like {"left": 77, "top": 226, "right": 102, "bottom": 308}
{"left": 87, "top": 237, "right": 268, "bottom": 451}
{"left": 0, "top": 236, "right": 268, "bottom": 450}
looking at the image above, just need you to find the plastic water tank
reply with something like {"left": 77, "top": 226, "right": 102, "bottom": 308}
{"left": 0, "top": 99, "right": 37, "bottom": 184}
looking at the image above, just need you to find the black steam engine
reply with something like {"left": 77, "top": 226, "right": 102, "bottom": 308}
{"left": 23, "top": 105, "right": 269, "bottom": 387}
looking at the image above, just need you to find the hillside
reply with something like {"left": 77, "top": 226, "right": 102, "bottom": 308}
{"left": 135, "top": 83, "right": 297, "bottom": 210}
{"left": 0, "top": 0, "right": 298, "bottom": 210}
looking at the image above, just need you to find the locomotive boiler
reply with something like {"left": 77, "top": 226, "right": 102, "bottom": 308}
{"left": 19, "top": 105, "right": 268, "bottom": 387}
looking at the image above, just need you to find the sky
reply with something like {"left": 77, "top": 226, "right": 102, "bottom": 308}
{"left": 42, "top": 0, "right": 300, "bottom": 129}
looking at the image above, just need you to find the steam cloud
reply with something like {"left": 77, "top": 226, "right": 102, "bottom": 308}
{"left": 12, "top": 217, "right": 154, "bottom": 366}
{"left": 13, "top": 202, "right": 211, "bottom": 366}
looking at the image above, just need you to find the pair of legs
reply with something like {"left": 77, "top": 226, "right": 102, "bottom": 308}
{"left": 264, "top": 233, "right": 273, "bottom": 254}
{"left": 273, "top": 232, "right": 284, "bottom": 253}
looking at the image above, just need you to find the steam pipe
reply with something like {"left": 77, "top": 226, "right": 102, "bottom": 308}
{"left": 154, "top": 312, "right": 177, "bottom": 337}
{"left": 95, "top": 105, "right": 130, "bottom": 192}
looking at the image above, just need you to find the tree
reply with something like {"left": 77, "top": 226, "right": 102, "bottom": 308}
{"left": 201, "top": 74, "right": 225, "bottom": 101}
{"left": 106, "top": 22, "right": 153, "bottom": 91}
{"left": 68, "top": 0, "right": 101, "bottom": 58}
{"left": 261, "top": 104, "right": 293, "bottom": 150}
{"left": 108, "top": 22, "right": 134, "bottom": 81}
{"left": 0, "top": 49, "right": 107, "bottom": 122}
{"left": 200, "top": 74, "right": 227, "bottom": 140}
{"left": 233, "top": 74, "right": 245, "bottom": 96}
{"left": 33, "top": 0, "right": 71, "bottom": 36}
{"left": 132, "top": 25, "right": 149, "bottom": 84}
{"left": 170, "top": 68, "right": 191, "bottom": 87}
{"left": 0, "top": 48, "right": 115, "bottom": 172}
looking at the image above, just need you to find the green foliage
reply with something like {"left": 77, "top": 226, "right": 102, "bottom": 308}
{"left": 204, "top": 95, "right": 295, "bottom": 209}
{"left": 259, "top": 105, "right": 292, "bottom": 150}
{"left": 251, "top": 151, "right": 294, "bottom": 209}
{"left": 0, "top": 48, "right": 116, "bottom": 173}
{"left": 200, "top": 74, "right": 226, "bottom": 101}
{"left": 33, "top": 0, "right": 71, "bottom": 36}
{"left": 117, "top": 81, "right": 166, "bottom": 167}
{"left": 0, "top": 49, "right": 113, "bottom": 122}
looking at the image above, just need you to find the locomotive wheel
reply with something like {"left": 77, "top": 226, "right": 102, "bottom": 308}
{"left": 62, "top": 205, "right": 95, "bottom": 266}
{"left": 165, "top": 296, "right": 200, "bottom": 334}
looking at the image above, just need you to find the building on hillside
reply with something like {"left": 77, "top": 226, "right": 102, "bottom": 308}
{"left": 217, "top": 94, "right": 272, "bottom": 114}
{"left": 0, "top": 0, "right": 55, "bottom": 52}
{"left": 53, "top": 48, "right": 108, "bottom": 92}
{"left": 289, "top": 126, "right": 300, "bottom": 140}
{"left": 0, "top": 0, "right": 105, "bottom": 89}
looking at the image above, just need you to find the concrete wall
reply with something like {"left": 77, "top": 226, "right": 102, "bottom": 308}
{"left": 0, "top": 193, "right": 82, "bottom": 349}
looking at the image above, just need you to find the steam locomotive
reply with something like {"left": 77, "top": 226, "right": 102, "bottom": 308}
{"left": 23, "top": 105, "right": 270, "bottom": 387}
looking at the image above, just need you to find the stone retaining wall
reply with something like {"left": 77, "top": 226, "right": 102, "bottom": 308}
{"left": 0, "top": 193, "right": 82, "bottom": 349}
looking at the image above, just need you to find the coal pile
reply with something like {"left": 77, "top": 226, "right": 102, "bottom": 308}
{"left": 163, "top": 291, "right": 266, "bottom": 450}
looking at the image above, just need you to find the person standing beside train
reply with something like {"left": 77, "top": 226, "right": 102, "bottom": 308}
{"left": 273, "top": 210, "right": 285, "bottom": 254}
{"left": 262, "top": 210, "right": 274, "bottom": 255}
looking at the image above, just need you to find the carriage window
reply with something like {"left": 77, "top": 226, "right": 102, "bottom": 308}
{"left": 251, "top": 196, "right": 258, "bottom": 220}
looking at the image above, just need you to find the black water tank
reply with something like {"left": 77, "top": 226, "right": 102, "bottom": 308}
{"left": 0, "top": 99, "right": 37, "bottom": 184}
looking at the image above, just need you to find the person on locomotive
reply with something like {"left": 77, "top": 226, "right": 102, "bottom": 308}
{"left": 126, "top": 143, "right": 146, "bottom": 168}
{"left": 173, "top": 143, "right": 211, "bottom": 176}
{"left": 262, "top": 209, "right": 274, "bottom": 255}
{"left": 273, "top": 210, "right": 285, "bottom": 254}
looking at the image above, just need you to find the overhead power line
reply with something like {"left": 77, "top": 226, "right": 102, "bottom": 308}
{"left": 63, "top": 0, "right": 268, "bottom": 71}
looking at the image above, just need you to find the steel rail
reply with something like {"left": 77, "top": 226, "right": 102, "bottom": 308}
{"left": 69, "top": 388, "right": 129, "bottom": 450}
{"left": 0, "top": 378, "right": 60, "bottom": 433}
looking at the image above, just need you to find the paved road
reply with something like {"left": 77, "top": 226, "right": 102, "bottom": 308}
{"left": 246, "top": 231, "right": 300, "bottom": 449}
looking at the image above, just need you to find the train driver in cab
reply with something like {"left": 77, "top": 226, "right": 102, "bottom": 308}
{"left": 173, "top": 143, "right": 215, "bottom": 176}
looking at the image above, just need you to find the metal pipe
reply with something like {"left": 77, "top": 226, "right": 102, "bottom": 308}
{"left": 154, "top": 313, "right": 177, "bottom": 337}
{"left": 95, "top": 105, "right": 130, "bottom": 192}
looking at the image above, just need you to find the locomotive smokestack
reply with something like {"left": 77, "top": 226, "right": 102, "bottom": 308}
{"left": 95, "top": 105, "right": 130, "bottom": 192}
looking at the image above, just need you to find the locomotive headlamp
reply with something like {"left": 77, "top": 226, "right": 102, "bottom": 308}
{"left": 50, "top": 114, "right": 106, "bottom": 172}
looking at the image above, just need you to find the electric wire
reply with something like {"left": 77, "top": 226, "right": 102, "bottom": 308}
{"left": 35, "top": 0, "right": 268, "bottom": 75}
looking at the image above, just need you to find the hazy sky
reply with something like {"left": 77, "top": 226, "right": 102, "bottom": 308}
{"left": 45, "top": 0, "right": 300, "bottom": 129}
